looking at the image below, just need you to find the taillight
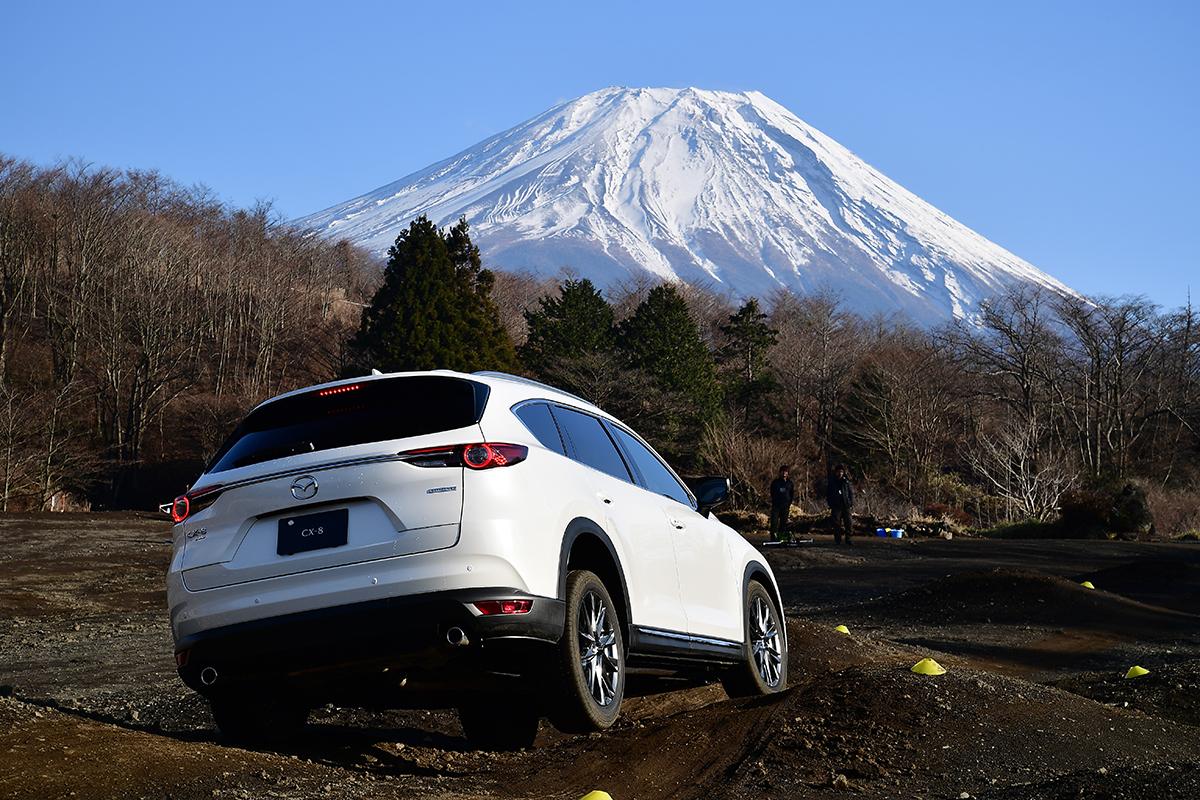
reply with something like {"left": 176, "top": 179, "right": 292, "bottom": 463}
{"left": 398, "top": 446, "right": 462, "bottom": 468}
{"left": 398, "top": 443, "right": 528, "bottom": 470}
{"left": 166, "top": 485, "right": 224, "bottom": 524}
{"left": 473, "top": 599, "right": 533, "bottom": 615}
{"left": 463, "top": 443, "right": 527, "bottom": 469}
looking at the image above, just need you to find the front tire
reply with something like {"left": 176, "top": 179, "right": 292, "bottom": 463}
{"left": 722, "top": 580, "right": 787, "bottom": 697}
{"left": 548, "top": 569, "right": 625, "bottom": 733}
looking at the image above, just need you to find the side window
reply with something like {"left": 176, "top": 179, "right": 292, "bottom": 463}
{"left": 513, "top": 402, "right": 566, "bottom": 455}
{"left": 550, "top": 406, "right": 632, "bottom": 482}
{"left": 610, "top": 426, "right": 694, "bottom": 508}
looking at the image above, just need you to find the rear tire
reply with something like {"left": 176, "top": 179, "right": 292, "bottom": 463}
{"left": 457, "top": 699, "right": 540, "bottom": 751}
{"left": 722, "top": 580, "right": 787, "bottom": 698}
{"left": 548, "top": 569, "right": 625, "bottom": 733}
{"left": 209, "top": 690, "right": 309, "bottom": 745}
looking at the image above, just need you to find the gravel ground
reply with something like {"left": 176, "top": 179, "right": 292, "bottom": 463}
{"left": 1, "top": 512, "right": 1197, "bottom": 799}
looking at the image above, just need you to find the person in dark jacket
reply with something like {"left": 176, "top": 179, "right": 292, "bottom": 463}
{"left": 826, "top": 463, "right": 855, "bottom": 544}
{"left": 768, "top": 465, "right": 795, "bottom": 543}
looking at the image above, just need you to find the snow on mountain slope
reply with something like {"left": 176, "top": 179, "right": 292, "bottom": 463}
{"left": 295, "top": 87, "right": 1073, "bottom": 322}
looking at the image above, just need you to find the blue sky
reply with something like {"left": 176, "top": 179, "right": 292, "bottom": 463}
{"left": 2, "top": 1, "right": 1197, "bottom": 307}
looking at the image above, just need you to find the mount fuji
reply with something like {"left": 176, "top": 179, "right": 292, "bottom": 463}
{"left": 296, "top": 87, "right": 1073, "bottom": 322}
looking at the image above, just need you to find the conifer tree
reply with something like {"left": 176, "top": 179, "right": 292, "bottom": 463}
{"left": 718, "top": 298, "right": 778, "bottom": 422}
{"left": 519, "top": 279, "right": 615, "bottom": 377}
{"left": 618, "top": 284, "right": 720, "bottom": 439}
{"left": 350, "top": 216, "right": 516, "bottom": 374}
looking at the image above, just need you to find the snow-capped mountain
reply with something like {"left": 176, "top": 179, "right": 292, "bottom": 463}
{"left": 296, "top": 87, "right": 1073, "bottom": 322}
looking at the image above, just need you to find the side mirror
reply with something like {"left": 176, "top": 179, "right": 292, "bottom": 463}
{"left": 687, "top": 476, "right": 730, "bottom": 516}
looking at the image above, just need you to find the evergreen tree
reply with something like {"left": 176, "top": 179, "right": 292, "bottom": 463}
{"left": 350, "top": 216, "right": 516, "bottom": 374}
{"left": 618, "top": 285, "right": 720, "bottom": 456}
{"left": 718, "top": 298, "right": 779, "bottom": 423}
{"left": 519, "top": 279, "right": 615, "bottom": 377}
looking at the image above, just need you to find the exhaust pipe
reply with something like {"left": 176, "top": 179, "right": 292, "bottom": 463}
{"left": 446, "top": 627, "right": 470, "bottom": 647}
{"left": 199, "top": 666, "right": 219, "bottom": 687}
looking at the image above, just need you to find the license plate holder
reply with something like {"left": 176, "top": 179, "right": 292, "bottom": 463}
{"left": 277, "top": 508, "right": 349, "bottom": 556}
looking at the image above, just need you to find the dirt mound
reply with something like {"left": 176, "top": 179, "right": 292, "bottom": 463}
{"left": 0, "top": 697, "right": 409, "bottom": 800}
{"left": 784, "top": 617, "right": 908, "bottom": 674}
{"left": 1052, "top": 657, "right": 1200, "bottom": 729}
{"left": 851, "top": 567, "right": 1198, "bottom": 635}
{"left": 592, "top": 617, "right": 903, "bottom": 726}
{"left": 514, "top": 662, "right": 1200, "bottom": 799}
{"left": 1079, "top": 559, "right": 1200, "bottom": 614}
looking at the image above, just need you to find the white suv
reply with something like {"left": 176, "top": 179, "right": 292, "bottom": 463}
{"left": 166, "top": 370, "right": 786, "bottom": 748}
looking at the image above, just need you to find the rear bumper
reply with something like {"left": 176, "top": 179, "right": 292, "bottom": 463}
{"left": 174, "top": 587, "right": 564, "bottom": 696}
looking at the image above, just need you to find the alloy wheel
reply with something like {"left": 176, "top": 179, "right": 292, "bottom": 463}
{"left": 750, "top": 595, "right": 783, "bottom": 688}
{"left": 577, "top": 590, "right": 620, "bottom": 706}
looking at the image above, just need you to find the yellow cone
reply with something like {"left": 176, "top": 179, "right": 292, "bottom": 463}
{"left": 835, "top": 624, "right": 850, "bottom": 634}
{"left": 1125, "top": 665, "right": 1150, "bottom": 679}
{"left": 911, "top": 658, "right": 947, "bottom": 676}
{"left": 580, "top": 793, "right": 613, "bottom": 800}
{"left": 1080, "top": 580, "right": 1096, "bottom": 589}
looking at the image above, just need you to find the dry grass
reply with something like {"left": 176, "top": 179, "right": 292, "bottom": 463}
{"left": 1146, "top": 485, "right": 1200, "bottom": 537}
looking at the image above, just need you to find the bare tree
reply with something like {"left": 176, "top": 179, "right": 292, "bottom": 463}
{"left": 768, "top": 290, "right": 862, "bottom": 470}
{"left": 845, "top": 324, "right": 967, "bottom": 504}
{"left": 965, "top": 413, "right": 1076, "bottom": 521}
{"left": 1057, "top": 294, "right": 1171, "bottom": 480}
{"left": 699, "top": 416, "right": 796, "bottom": 507}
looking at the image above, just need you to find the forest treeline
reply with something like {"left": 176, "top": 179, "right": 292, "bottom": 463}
{"left": 0, "top": 156, "right": 376, "bottom": 509}
{"left": 2, "top": 156, "right": 1198, "bottom": 535}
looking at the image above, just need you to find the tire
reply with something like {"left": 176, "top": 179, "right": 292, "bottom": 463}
{"left": 457, "top": 699, "right": 540, "bottom": 751}
{"left": 547, "top": 569, "right": 626, "bottom": 733}
{"left": 722, "top": 580, "right": 788, "bottom": 698}
{"left": 209, "top": 690, "right": 309, "bottom": 745}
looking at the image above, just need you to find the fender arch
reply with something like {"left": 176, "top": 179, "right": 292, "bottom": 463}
{"left": 558, "top": 517, "right": 633, "bottom": 635}
{"left": 742, "top": 560, "right": 785, "bottom": 632}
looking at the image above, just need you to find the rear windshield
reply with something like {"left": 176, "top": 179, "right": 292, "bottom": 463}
{"left": 208, "top": 376, "right": 488, "bottom": 473}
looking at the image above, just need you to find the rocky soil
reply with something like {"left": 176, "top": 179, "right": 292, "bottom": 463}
{"left": 1, "top": 513, "right": 1197, "bottom": 799}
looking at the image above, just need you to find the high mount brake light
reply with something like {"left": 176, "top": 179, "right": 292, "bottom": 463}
{"left": 317, "top": 383, "right": 361, "bottom": 397}
{"left": 398, "top": 443, "right": 528, "bottom": 470}
{"left": 473, "top": 599, "right": 533, "bottom": 615}
{"left": 167, "top": 485, "right": 224, "bottom": 524}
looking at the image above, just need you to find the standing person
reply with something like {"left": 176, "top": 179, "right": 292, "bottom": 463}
{"left": 768, "top": 465, "right": 795, "bottom": 543}
{"left": 826, "top": 463, "right": 855, "bottom": 545}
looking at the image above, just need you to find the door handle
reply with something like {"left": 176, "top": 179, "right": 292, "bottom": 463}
{"left": 598, "top": 493, "right": 612, "bottom": 505}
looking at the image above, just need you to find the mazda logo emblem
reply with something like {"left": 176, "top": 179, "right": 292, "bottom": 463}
{"left": 290, "top": 475, "right": 318, "bottom": 500}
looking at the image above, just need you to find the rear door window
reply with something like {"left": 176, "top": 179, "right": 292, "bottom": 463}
{"left": 550, "top": 406, "right": 631, "bottom": 482}
{"left": 609, "top": 425, "right": 694, "bottom": 507}
{"left": 514, "top": 402, "right": 566, "bottom": 455}
{"left": 209, "top": 376, "right": 487, "bottom": 473}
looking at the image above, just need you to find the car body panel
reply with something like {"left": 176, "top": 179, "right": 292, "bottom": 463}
{"left": 661, "top": 502, "right": 744, "bottom": 641}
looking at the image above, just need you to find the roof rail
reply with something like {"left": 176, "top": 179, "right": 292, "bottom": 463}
{"left": 472, "top": 371, "right": 592, "bottom": 406}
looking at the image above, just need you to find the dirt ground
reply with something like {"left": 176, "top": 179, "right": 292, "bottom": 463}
{"left": 1, "top": 513, "right": 1198, "bottom": 800}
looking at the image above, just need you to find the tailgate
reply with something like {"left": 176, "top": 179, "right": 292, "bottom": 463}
{"left": 179, "top": 455, "right": 466, "bottom": 591}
